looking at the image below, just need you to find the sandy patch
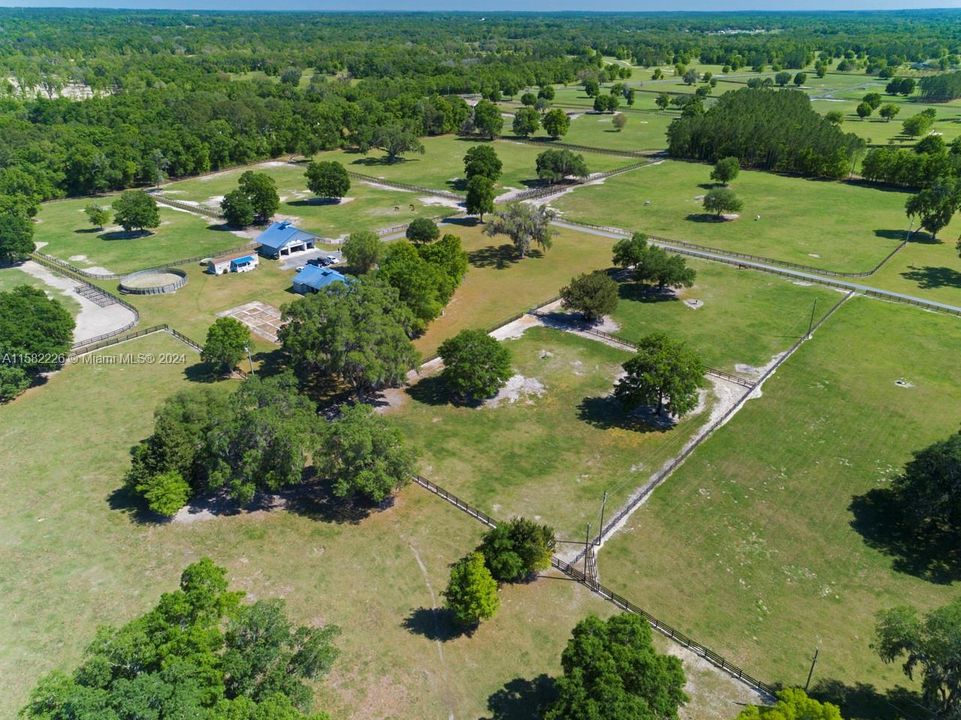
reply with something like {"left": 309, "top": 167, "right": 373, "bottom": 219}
{"left": 720, "top": 213, "right": 740, "bottom": 221}
{"left": 17, "top": 261, "right": 136, "bottom": 344}
{"left": 418, "top": 195, "right": 463, "bottom": 209}
{"left": 683, "top": 298, "right": 704, "bottom": 310}
{"left": 485, "top": 374, "right": 545, "bottom": 407}
{"left": 68, "top": 255, "right": 89, "bottom": 263}
{"left": 362, "top": 180, "right": 414, "bottom": 193}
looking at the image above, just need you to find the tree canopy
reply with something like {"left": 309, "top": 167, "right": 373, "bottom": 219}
{"left": 464, "top": 144, "right": 503, "bottom": 182}
{"left": 201, "top": 316, "right": 251, "bottom": 374}
{"left": 478, "top": 517, "right": 555, "bottom": 583}
{"left": 305, "top": 160, "right": 350, "bottom": 200}
{"left": 113, "top": 189, "right": 160, "bottom": 233}
{"left": 484, "top": 202, "right": 555, "bottom": 258}
{"left": 317, "top": 402, "right": 416, "bottom": 504}
{"left": 0, "top": 285, "right": 74, "bottom": 402}
{"left": 667, "top": 88, "right": 864, "bottom": 179}
{"left": 544, "top": 613, "right": 687, "bottom": 720}
{"left": 615, "top": 333, "right": 705, "bottom": 418}
{"left": 279, "top": 278, "right": 419, "bottom": 393}
{"left": 875, "top": 597, "right": 961, "bottom": 719}
{"left": 438, "top": 328, "right": 513, "bottom": 403}
{"left": 536, "top": 149, "right": 589, "bottom": 185}
{"left": 560, "top": 271, "right": 619, "bottom": 322}
{"left": 19, "top": 559, "right": 339, "bottom": 720}
{"left": 443, "top": 551, "right": 500, "bottom": 628}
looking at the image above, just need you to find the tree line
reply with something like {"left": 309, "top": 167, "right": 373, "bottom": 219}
{"left": 667, "top": 88, "right": 865, "bottom": 179}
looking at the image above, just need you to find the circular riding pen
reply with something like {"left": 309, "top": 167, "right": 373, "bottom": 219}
{"left": 119, "top": 268, "right": 188, "bottom": 295}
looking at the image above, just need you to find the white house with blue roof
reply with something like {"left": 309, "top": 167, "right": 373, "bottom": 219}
{"left": 256, "top": 220, "right": 318, "bottom": 259}
{"left": 292, "top": 265, "right": 350, "bottom": 294}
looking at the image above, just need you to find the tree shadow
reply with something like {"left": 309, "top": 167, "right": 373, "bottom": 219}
{"left": 287, "top": 197, "right": 343, "bottom": 207}
{"left": 447, "top": 178, "right": 468, "bottom": 192}
{"left": 73, "top": 227, "right": 100, "bottom": 234}
{"left": 849, "top": 488, "right": 961, "bottom": 583}
{"left": 480, "top": 674, "right": 557, "bottom": 720}
{"left": 618, "top": 282, "right": 678, "bottom": 304}
{"left": 810, "top": 678, "right": 928, "bottom": 720}
{"left": 900, "top": 265, "right": 961, "bottom": 289}
{"left": 182, "top": 360, "right": 226, "bottom": 383}
{"left": 468, "top": 243, "right": 522, "bottom": 269}
{"left": 685, "top": 213, "right": 728, "bottom": 223}
{"left": 873, "top": 228, "right": 938, "bottom": 244}
{"left": 283, "top": 476, "right": 381, "bottom": 525}
{"left": 107, "top": 483, "right": 170, "bottom": 524}
{"left": 405, "top": 373, "right": 460, "bottom": 407}
{"left": 401, "top": 607, "right": 463, "bottom": 641}
{"left": 100, "top": 229, "right": 153, "bottom": 241}
{"left": 350, "top": 156, "right": 413, "bottom": 167}
{"left": 577, "top": 395, "right": 674, "bottom": 433}
{"left": 442, "top": 216, "right": 481, "bottom": 228}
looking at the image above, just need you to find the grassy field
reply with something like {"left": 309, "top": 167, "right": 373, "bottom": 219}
{"left": 35, "top": 197, "right": 244, "bottom": 275}
{"left": 562, "top": 109, "right": 676, "bottom": 151}
{"left": 866, "top": 217, "right": 961, "bottom": 306}
{"left": 395, "top": 327, "right": 711, "bottom": 539}
{"left": 314, "top": 135, "right": 630, "bottom": 192}
{"left": 0, "top": 265, "right": 82, "bottom": 315}
{"left": 162, "top": 161, "right": 456, "bottom": 240}
{"left": 103, "top": 259, "right": 297, "bottom": 349}
{"left": 597, "top": 297, "right": 961, "bottom": 710}
{"left": 550, "top": 160, "right": 910, "bottom": 273}
{"left": 0, "top": 331, "right": 751, "bottom": 720}
{"left": 414, "top": 221, "right": 617, "bottom": 358}
{"left": 610, "top": 258, "right": 840, "bottom": 372}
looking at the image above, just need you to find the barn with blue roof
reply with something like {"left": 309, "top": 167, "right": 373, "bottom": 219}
{"left": 292, "top": 265, "right": 350, "bottom": 294}
{"left": 256, "top": 220, "right": 318, "bottom": 259}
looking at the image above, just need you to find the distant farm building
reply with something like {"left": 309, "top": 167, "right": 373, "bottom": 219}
{"left": 292, "top": 265, "right": 349, "bottom": 294}
{"left": 256, "top": 221, "right": 318, "bottom": 259}
{"left": 207, "top": 253, "right": 259, "bottom": 275}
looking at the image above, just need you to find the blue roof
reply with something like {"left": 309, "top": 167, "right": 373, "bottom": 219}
{"left": 292, "top": 265, "right": 349, "bottom": 291}
{"left": 256, "top": 221, "right": 317, "bottom": 251}
{"left": 230, "top": 255, "right": 255, "bottom": 265}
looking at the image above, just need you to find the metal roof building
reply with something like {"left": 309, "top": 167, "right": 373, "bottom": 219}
{"left": 291, "top": 265, "right": 349, "bottom": 294}
{"left": 255, "top": 221, "right": 318, "bottom": 258}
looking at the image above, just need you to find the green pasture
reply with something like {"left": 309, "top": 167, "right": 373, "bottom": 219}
{"left": 162, "top": 162, "right": 456, "bottom": 239}
{"left": 395, "top": 327, "right": 711, "bottom": 539}
{"left": 550, "top": 160, "right": 910, "bottom": 273}
{"left": 599, "top": 297, "right": 961, "bottom": 712}
{"left": 610, "top": 258, "right": 839, "bottom": 373}
{"left": 314, "top": 135, "right": 629, "bottom": 192}
{"left": 414, "top": 221, "right": 617, "bottom": 358}
{"left": 0, "top": 266, "right": 81, "bottom": 316}
{"left": 562, "top": 110, "right": 675, "bottom": 151}
{"left": 34, "top": 197, "right": 243, "bottom": 276}
{"left": 0, "top": 331, "right": 747, "bottom": 720}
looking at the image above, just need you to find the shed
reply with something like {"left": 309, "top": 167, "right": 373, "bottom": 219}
{"left": 207, "top": 253, "right": 259, "bottom": 275}
{"left": 292, "top": 265, "right": 349, "bottom": 294}
{"left": 256, "top": 221, "right": 318, "bottom": 258}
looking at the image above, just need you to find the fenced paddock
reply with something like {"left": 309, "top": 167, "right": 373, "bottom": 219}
{"left": 119, "top": 268, "right": 187, "bottom": 295}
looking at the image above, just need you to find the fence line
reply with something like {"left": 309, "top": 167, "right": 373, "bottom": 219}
{"left": 347, "top": 171, "right": 464, "bottom": 200}
{"left": 69, "top": 323, "right": 204, "bottom": 357}
{"left": 533, "top": 316, "right": 756, "bottom": 389}
{"left": 557, "top": 218, "right": 911, "bottom": 280}
{"left": 29, "top": 253, "right": 141, "bottom": 348}
{"left": 409, "top": 474, "right": 775, "bottom": 699}
{"left": 582, "top": 290, "right": 853, "bottom": 552}
{"left": 32, "top": 241, "right": 254, "bottom": 281}
{"left": 153, "top": 194, "right": 225, "bottom": 220}
{"left": 506, "top": 161, "right": 649, "bottom": 203}
{"left": 505, "top": 136, "right": 662, "bottom": 159}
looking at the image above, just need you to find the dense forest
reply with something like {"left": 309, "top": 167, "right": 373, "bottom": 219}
{"left": 666, "top": 88, "right": 865, "bottom": 178}
{"left": 0, "top": 9, "right": 957, "bottom": 206}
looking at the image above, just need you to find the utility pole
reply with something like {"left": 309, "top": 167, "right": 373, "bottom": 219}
{"left": 806, "top": 298, "right": 818, "bottom": 338}
{"left": 583, "top": 522, "right": 591, "bottom": 578}
{"left": 245, "top": 344, "right": 254, "bottom": 375}
{"left": 804, "top": 647, "right": 820, "bottom": 692}
{"left": 597, "top": 490, "right": 609, "bottom": 545}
